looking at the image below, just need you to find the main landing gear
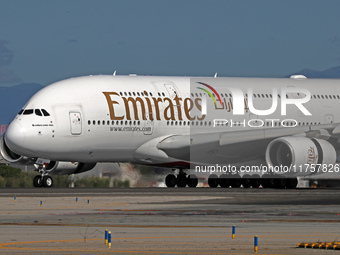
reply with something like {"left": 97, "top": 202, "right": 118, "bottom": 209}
{"left": 164, "top": 171, "right": 298, "bottom": 189}
{"left": 207, "top": 173, "right": 297, "bottom": 189}
{"left": 33, "top": 165, "right": 53, "bottom": 188}
{"left": 165, "top": 169, "right": 198, "bottom": 188}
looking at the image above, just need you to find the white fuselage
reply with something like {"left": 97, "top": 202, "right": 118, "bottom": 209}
{"left": 4, "top": 75, "right": 340, "bottom": 171}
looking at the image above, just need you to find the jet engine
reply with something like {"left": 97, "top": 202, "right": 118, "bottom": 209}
{"left": 1, "top": 134, "right": 96, "bottom": 176}
{"left": 0, "top": 134, "right": 36, "bottom": 164}
{"left": 41, "top": 161, "right": 97, "bottom": 175}
{"left": 265, "top": 136, "right": 336, "bottom": 176}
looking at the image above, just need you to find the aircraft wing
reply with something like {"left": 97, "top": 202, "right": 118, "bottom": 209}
{"left": 155, "top": 123, "right": 340, "bottom": 166}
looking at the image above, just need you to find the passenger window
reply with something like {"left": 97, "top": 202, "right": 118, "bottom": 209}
{"left": 35, "top": 109, "right": 42, "bottom": 116}
{"left": 41, "top": 109, "right": 50, "bottom": 116}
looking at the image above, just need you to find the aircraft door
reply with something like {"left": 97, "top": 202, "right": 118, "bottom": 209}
{"left": 164, "top": 83, "right": 181, "bottom": 119}
{"left": 325, "top": 114, "right": 334, "bottom": 124}
{"left": 69, "top": 112, "right": 82, "bottom": 135}
{"left": 248, "top": 113, "right": 260, "bottom": 129}
{"left": 144, "top": 113, "right": 154, "bottom": 135}
{"left": 164, "top": 84, "right": 180, "bottom": 99}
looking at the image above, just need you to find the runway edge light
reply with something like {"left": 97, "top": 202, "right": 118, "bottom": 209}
{"left": 108, "top": 231, "right": 111, "bottom": 249}
{"left": 254, "top": 235, "right": 258, "bottom": 253}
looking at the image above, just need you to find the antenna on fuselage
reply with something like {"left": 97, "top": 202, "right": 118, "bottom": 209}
{"left": 113, "top": 70, "right": 117, "bottom": 76}
{"left": 214, "top": 72, "right": 217, "bottom": 78}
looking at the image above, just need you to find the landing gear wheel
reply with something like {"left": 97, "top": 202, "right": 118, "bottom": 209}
{"left": 249, "top": 174, "right": 260, "bottom": 188}
{"left": 286, "top": 178, "right": 298, "bottom": 189}
{"left": 230, "top": 174, "right": 242, "bottom": 188}
{"left": 242, "top": 174, "right": 251, "bottom": 188}
{"left": 261, "top": 174, "right": 274, "bottom": 188}
{"left": 33, "top": 175, "right": 43, "bottom": 188}
{"left": 208, "top": 174, "right": 219, "bottom": 188}
{"left": 219, "top": 174, "right": 231, "bottom": 188}
{"left": 187, "top": 174, "right": 198, "bottom": 187}
{"left": 177, "top": 174, "right": 187, "bottom": 187}
{"left": 42, "top": 176, "right": 53, "bottom": 188}
{"left": 165, "top": 174, "right": 177, "bottom": 187}
{"left": 273, "top": 178, "right": 287, "bottom": 189}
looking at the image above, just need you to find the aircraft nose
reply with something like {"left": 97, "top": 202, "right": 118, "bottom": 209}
{"left": 5, "top": 121, "right": 25, "bottom": 152}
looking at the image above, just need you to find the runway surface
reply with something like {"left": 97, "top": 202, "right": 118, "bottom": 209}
{"left": 0, "top": 188, "right": 340, "bottom": 254}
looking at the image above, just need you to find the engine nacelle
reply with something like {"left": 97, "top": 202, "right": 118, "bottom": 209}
{"left": 265, "top": 136, "right": 336, "bottom": 176}
{"left": 37, "top": 161, "right": 97, "bottom": 175}
{"left": 0, "top": 134, "right": 36, "bottom": 164}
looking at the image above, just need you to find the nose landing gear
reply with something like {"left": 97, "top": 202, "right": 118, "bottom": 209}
{"left": 33, "top": 164, "right": 53, "bottom": 188}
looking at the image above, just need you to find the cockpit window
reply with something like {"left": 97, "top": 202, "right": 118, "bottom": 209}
{"left": 19, "top": 108, "right": 50, "bottom": 117}
{"left": 35, "top": 109, "right": 42, "bottom": 116}
{"left": 23, "top": 109, "right": 34, "bottom": 115}
{"left": 41, "top": 109, "right": 50, "bottom": 116}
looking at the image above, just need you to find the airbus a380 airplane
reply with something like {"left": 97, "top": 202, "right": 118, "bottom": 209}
{"left": 1, "top": 74, "right": 340, "bottom": 188}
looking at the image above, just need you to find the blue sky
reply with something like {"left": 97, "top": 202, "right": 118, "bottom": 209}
{"left": 1, "top": 0, "right": 340, "bottom": 86}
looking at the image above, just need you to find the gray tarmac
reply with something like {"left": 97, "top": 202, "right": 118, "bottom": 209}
{"left": 0, "top": 188, "right": 340, "bottom": 254}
